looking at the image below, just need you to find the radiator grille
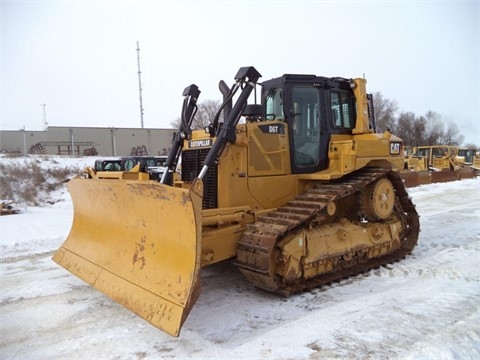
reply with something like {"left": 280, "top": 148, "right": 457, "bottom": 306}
{"left": 181, "top": 148, "right": 217, "bottom": 209}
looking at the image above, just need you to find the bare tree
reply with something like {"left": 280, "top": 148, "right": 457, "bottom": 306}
{"left": 387, "top": 108, "right": 465, "bottom": 148}
{"left": 372, "top": 92, "right": 398, "bottom": 133}
{"left": 463, "top": 143, "right": 479, "bottom": 149}
{"left": 440, "top": 121, "right": 464, "bottom": 145}
{"left": 192, "top": 100, "right": 221, "bottom": 129}
{"left": 169, "top": 99, "right": 221, "bottom": 130}
{"left": 396, "top": 112, "right": 424, "bottom": 146}
{"left": 423, "top": 111, "right": 444, "bottom": 145}
{"left": 170, "top": 117, "right": 181, "bottom": 129}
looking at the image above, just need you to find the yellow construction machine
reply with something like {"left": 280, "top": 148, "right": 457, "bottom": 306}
{"left": 401, "top": 145, "right": 476, "bottom": 186}
{"left": 53, "top": 67, "right": 420, "bottom": 337}
{"left": 0, "top": 200, "right": 20, "bottom": 215}
{"left": 457, "top": 148, "right": 480, "bottom": 175}
{"left": 84, "top": 155, "right": 168, "bottom": 181}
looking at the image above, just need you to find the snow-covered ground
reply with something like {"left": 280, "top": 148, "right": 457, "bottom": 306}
{"left": 0, "top": 157, "right": 479, "bottom": 359}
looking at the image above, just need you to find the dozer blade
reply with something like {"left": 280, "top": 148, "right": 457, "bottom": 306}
{"left": 53, "top": 178, "right": 204, "bottom": 337}
{"left": 399, "top": 171, "right": 431, "bottom": 187}
{"left": 459, "top": 166, "right": 476, "bottom": 179}
{"left": 399, "top": 171, "right": 420, "bottom": 188}
{"left": 430, "top": 170, "right": 460, "bottom": 183}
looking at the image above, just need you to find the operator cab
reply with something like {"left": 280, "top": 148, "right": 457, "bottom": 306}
{"left": 260, "top": 75, "right": 357, "bottom": 174}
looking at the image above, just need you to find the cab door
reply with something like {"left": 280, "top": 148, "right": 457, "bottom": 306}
{"left": 284, "top": 84, "right": 329, "bottom": 174}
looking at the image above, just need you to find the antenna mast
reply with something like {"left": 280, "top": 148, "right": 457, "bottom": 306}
{"left": 41, "top": 103, "right": 48, "bottom": 130}
{"left": 136, "top": 41, "right": 144, "bottom": 128}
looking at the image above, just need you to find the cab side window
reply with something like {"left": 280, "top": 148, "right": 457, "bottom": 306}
{"left": 123, "top": 160, "right": 135, "bottom": 171}
{"left": 330, "top": 91, "right": 354, "bottom": 129}
{"left": 265, "top": 89, "right": 285, "bottom": 120}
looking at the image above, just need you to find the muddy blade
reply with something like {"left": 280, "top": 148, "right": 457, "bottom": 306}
{"left": 399, "top": 171, "right": 431, "bottom": 187}
{"left": 430, "top": 170, "right": 460, "bottom": 183}
{"left": 53, "top": 178, "right": 203, "bottom": 337}
{"left": 459, "top": 167, "right": 476, "bottom": 179}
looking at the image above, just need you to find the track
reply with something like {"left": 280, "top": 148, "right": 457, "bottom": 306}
{"left": 236, "top": 167, "right": 420, "bottom": 295}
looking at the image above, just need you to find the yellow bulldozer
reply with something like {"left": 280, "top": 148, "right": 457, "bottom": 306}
{"left": 457, "top": 148, "right": 480, "bottom": 175}
{"left": 53, "top": 67, "right": 420, "bottom": 337}
{"left": 401, "top": 145, "right": 476, "bottom": 187}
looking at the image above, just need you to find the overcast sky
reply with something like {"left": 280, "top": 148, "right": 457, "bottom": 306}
{"left": 1, "top": 0, "right": 479, "bottom": 145}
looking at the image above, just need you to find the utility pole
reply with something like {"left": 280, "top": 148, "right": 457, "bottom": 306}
{"left": 22, "top": 125, "right": 27, "bottom": 157}
{"left": 41, "top": 103, "right": 48, "bottom": 130}
{"left": 111, "top": 128, "right": 117, "bottom": 156}
{"left": 136, "top": 41, "right": 144, "bottom": 128}
{"left": 69, "top": 128, "right": 75, "bottom": 157}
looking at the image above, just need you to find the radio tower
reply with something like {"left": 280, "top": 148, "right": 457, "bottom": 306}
{"left": 136, "top": 41, "right": 144, "bottom": 128}
{"left": 41, "top": 103, "right": 48, "bottom": 130}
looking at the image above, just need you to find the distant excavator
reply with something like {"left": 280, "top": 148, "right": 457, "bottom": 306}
{"left": 53, "top": 66, "right": 420, "bottom": 337}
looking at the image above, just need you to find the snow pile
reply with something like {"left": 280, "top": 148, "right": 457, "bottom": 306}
{"left": 0, "top": 155, "right": 90, "bottom": 206}
{"left": 0, "top": 156, "right": 479, "bottom": 359}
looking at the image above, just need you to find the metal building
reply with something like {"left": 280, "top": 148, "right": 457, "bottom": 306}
{"left": 0, "top": 126, "right": 175, "bottom": 157}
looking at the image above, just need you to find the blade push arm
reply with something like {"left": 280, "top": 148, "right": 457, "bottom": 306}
{"left": 161, "top": 84, "right": 201, "bottom": 184}
{"left": 198, "top": 66, "right": 261, "bottom": 180}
